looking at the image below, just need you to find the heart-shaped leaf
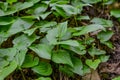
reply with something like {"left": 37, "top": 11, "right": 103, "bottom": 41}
{"left": 32, "top": 62, "right": 52, "bottom": 76}
{"left": 86, "top": 59, "right": 101, "bottom": 70}
{"left": 22, "top": 54, "right": 39, "bottom": 68}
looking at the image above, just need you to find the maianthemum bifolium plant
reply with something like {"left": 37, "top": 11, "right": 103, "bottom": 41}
{"left": 0, "top": 0, "right": 118, "bottom": 80}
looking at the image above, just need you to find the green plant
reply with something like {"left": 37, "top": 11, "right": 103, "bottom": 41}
{"left": 0, "top": 0, "right": 115, "bottom": 80}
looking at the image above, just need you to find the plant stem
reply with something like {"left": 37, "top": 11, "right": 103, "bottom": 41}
{"left": 74, "top": 15, "right": 78, "bottom": 26}
{"left": 20, "top": 70, "right": 26, "bottom": 80}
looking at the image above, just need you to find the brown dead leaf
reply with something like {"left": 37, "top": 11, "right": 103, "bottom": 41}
{"left": 82, "top": 70, "right": 100, "bottom": 80}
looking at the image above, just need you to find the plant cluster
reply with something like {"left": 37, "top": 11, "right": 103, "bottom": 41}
{"left": 0, "top": 0, "right": 119, "bottom": 80}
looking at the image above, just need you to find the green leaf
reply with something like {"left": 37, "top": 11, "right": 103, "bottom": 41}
{"left": 15, "top": 49, "right": 28, "bottom": 66}
{"left": 36, "top": 77, "right": 52, "bottom": 80}
{"left": 97, "top": 31, "right": 113, "bottom": 42}
{"left": 91, "top": 18, "right": 113, "bottom": 27}
{"left": 73, "top": 24, "right": 105, "bottom": 36}
{"left": 0, "top": 17, "right": 15, "bottom": 25}
{"left": 99, "top": 55, "right": 110, "bottom": 62}
{"left": 57, "top": 5, "right": 79, "bottom": 16}
{"left": 46, "top": 28, "right": 58, "bottom": 44}
{"left": 112, "top": 76, "right": 120, "bottom": 80}
{"left": 37, "top": 21, "right": 57, "bottom": 28}
{"left": 32, "top": 62, "right": 52, "bottom": 76}
{"left": 110, "top": 9, "right": 120, "bottom": 18}
{"left": 77, "top": 16, "right": 90, "bottom": 21}
{"left": 71, "top": 57, "right": 83, "bottom": 76}
{"left": 26, "top": 3, "right": 48, "bottom": 15}
{"left": 57, "top": 22, "right": 68, "bottom": 38}
{"left": 59, "top": 65, "right": 74, "bottom": 77}
{"left": 61, "top": 44, "right": 86, "bottom": 55}
{"left": 83, "top": 65, "right": 91, "bottom": 75}
{"left": 88, "top": 47, "right": 106, "bottom": 57}
{"left": 0, "top": 48, "right": 17, "bottom": 61}
{"left": 7, "top": 0, "right": 17, "bottom": 4}
{"left": 22, "top": 54, "right": 39, "bottom": 68}
{"left": 40, "top": 11, "right": 52, "bottom": 19}
{"left": 29, "top": 44, "right": 52, "bottom": 59}
{"left": 101, "top": 41, "right": 113, "bottom": 49}
{"left": 52, "top": 50, "right": 73, "bottom": 67}
{"left": 0, "top": 59, "right": 9, "bottom": 69}
{"left": 56, "top": 40, "right": 79, "bottom": 47}
{"left": 7, "top": 18, "right": 34, "bottom": 37}
{"left": 13, "top": 34, "right": 39, "bottom": 50}
{"left": 82, "top": 0, "right": 101, "bottom": 4}
{"left": 0, "top": 60, "right": 17, "bottom": 80}
{"left": 52, "top": 5, "right": 68, "bottom": 17}
{"left": 57, "top": 21, "right": 68, "bottom": 38}
{"left": 86, "top": 59, "right": 101, "bottom": 70}
{"left": 23, "top": 27, "right": 38, "bottom": 36}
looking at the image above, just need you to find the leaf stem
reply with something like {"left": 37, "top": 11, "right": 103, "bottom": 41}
{"left": 20, "top": 70, "right": 26, "bottom": 80}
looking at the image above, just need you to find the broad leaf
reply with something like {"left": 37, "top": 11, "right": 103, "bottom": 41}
{"left": 101, "top": 41, "right": 113, "bottom": 49}
{"left": 7, "top": 0, "right": 17, "bottom": 4}
{"left": 15, "top": 49, "right": 28, "bottom": 66}
{"left": 73, "top": 24, "right": 105, "bottom": 36}
{"left": 46, "top": 28, "right": 58, "bottom": 44}
{"left": 83, "top": 65, "right": 91, "bottom": 75}
{"left": 32, "top": 62, "right": 52, "bottom": 76}
{"left": 36, "top": 77, "right": 52, "bottom": 80}
{"left": 0, "top": 60, "right": 17, "bottom": 80}
{"left": 61, "top": 44, "right": 86, "bottom": 55}
{"left": 0, "top": 48, "right": 17, "bottom": 61}
{"left": 97, "top": 31, "right": 114, "bottom": 42}
{"left": 88, "top": 47, "right": 106, "bottom": 57}
{"left": 0, "top": 59, "right": 9, "bottom": 69}
{"left": 110, "top": 9, "right": 120, "bottom": 18}
{"left": 91, "top": 18, "right": 113, "bottom": 27}
{"left": 23, "top": 27, "right": 38, "bottom": 36}
{"left": 99, "top": 55, "right": 110, "bottom": 62}
{"left": 29, "top": 44, "right": 52, "bottom": 59}
{"left": 86, "top": 59, "right": 101, "bottom": 70}
{"left": 59, "top": 65, "right": 74, "bottom": 77}
{"left": 7, "top": 18, "right": 34, "bottom": 37}
{"left": 57, "top": 21, "right": 68, "bottom": 38}
{"left": 13, "top": 34, "right": 39, "bottom": 50}
{"left": 82, "top": 0, "right": 101, "bottom": 4}
{"left": 26, "top": 3, "right": 48, "bottom": 15}
{"left": 22, "top": 54, "right": 39, "bottom": 68}
{"left": 56, "top": 40, "right": 79, "bottom": 47}
{"left": 52, "top": 50, "right": 73, "bottom": 67}
{"left": 71, "top": 57, "right": 83, "bottom": 76}
{"left": 0, "top": 17, "right": 15, "bottom": 25}
{"left": 112, "top": 76, "right": 120, "bottom": 80}
{"left": 77, "top": 16, "right": 90, "bottom": 21}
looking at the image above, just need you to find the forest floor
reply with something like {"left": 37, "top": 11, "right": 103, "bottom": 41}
{"left": 4, "top": 1, "right": 120, "bottom": 80}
